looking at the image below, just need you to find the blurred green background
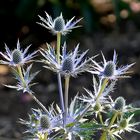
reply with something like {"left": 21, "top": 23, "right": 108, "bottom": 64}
{"left": 1, "top": 0, "right": 140, "bottom": 45}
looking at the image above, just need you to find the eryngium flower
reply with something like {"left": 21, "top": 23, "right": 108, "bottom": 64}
{"left": 108, "top": 114, "right": 140, "bottom": 140}
{"left": 103, "top": 61, "right": 115, "bottom": 77}
{"left": 5, "top": 64, "right": 39, "bottom": 93}
{"left": 62, "top": 57, "right": 74, "bottom": 73}
{"left": 40, "top": 43, "right": 90, "bottom": 77}
{"left": 119, "top": 119, "right": 128, "bottom": 129}
{"left": 12, "top": 49, "right": 22, "bottom": 64}
{"left": 19, "top": 106, "right": 62, "bottom": 139}
{"left": 0, "top": 40, "right": 37, "bottom": 66}
{"left": 89, "top": 51, "right": 135, "bottom": 79}
{"left": 116, "top": 114, "right": 139, "bottom": 135}
{"left": 114, "top": 96, "right": 126, "bottom": 111}
{"left": 37, "top": 12, "right": 82, "bottom": 35}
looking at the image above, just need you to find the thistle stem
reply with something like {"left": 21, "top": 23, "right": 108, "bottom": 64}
{"left": 57, "top": 32, "right": 61, "bottom": 64}
{"left": 96, "top": 78, "right": 108, "bottom": 101}
{"left": 98, "top": 112, "right": 104, "bottom": 125}
{"left": 99, "top": 131, "right": 107, "bottom": 140}
{"left": 17, "top": 65, "right": 26, "bottom": 87}
{"left": 56, "top": 32, "right": 65, "bottom": 120}
{"left": 99, "top": 112, "right": 119, "bottom": 140}
{"left": 29, "top": 92, "right": 49, "bottom": 114}
{"left": 108, "top": 111, "right": 119, "bottom": 128}
{"left": 64, "top": 75, "right": 70, "bottom": 124}
{"left": 57, "top": 74, "right": 65, "bottom": 113}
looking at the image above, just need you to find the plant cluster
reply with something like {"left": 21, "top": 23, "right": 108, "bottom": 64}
{"left": 0, "top": 12, "right": 139, "bottom": 140}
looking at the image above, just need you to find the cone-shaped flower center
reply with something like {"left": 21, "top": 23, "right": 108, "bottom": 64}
{"left": 104, "top": 61, "right": 115, "bottom": 77}
{"left": 40, "top": 115, "right": 50, "bottom": 129}
{"left": 54, "top": 16, "right": 65, "bottom": 32}
{"left": 120, "top": 119, "right": 127, "bottom": 129}
{"left": 114, "top": 96, "right": 126, "bottom": 111}
{"left": 62, "top": 57, "right": 74, "bottom": 73}
{"left": 12, "top": 49, "right": 22, "bottom": 64}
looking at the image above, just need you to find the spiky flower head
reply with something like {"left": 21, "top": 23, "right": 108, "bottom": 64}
{"left": 12, "top": 49, "right": 22, "bottom": 64}
{"left": 37, "top": 12, "right": 82, "bottom": 35}
{"left": 117, "top": 114, "right": 140, "bottom": 134}
{"left": 62, "top": 57, "right": 74, "bottom": 73}
{"left": 108, "top": 114, "right": 140, "bottom": 140}
{"left": 89, "top": 51, "right": 135, "bottom": 79}
{"left": 103, "top": 61, "right": 115, "bottom": 77}
{"left": 40, "top": 115, "right": 51, "bottom": 129}
{"left": 19, "top": 106, "right": 62, "bottom": 139}
{"left": 54, "top": 15, "right": 65, "bottom": 32}
{"left": 0, "top": 40, "right": 37, "bottom": 67}
{"left": 40, "top": 43, "right": 91, "bottom": 77}
{"left": 114, "top": 96, "right": 126, "bottom": 111}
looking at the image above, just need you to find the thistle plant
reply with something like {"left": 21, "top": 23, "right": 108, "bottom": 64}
{"left": 0, "top": 12, "right": 140, "bottom": 140}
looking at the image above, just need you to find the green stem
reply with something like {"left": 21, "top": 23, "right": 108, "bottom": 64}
{"left": 99, "top": 131, "right": 107, "bottom": 140}
{"left": 57, "top": 32, "right": 61, "bottom": 64}
{"left": 108, "top": 111, "right": 118, "bottom": 128}
{"left": 96, "top": 78, "right": 108, "bottom": 101}
{"left": 98, "top": 112, "right": 104, "bottom": 125}
{"left": 17, "top": 65, "right": 26, "bottom": 87}
{"left": 64, "top": 75, "right": 70, "bottom": 124}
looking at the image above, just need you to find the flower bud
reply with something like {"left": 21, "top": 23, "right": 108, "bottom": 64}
{"left": 104, "top": 61, "right": 115, "bottom": 77}
{"left": 119, "top": 119, "right": 127, "bottom": 129}
{"left": 54, "top": 16, "right": 65, "bottom": 32}
{"left": 114, "top": 97, "right": 125, "bottom": 111}
{"left": 12, "top": 49, "right": 22, "bottom": 64}
{"left": 94, "top": 102, "right": 101, "bottom": 112}
{"left": 62, "top": 57, "right": 74, "bottom": 73}
{"left": 40, "top": 115, "right": 50, "bottom": 129}
{"left": 104, "top": 105, "right": 111, "bottom": 112}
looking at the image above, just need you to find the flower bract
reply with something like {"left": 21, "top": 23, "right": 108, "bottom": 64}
{"left": 0, "top": 40, "right": 37, "bottom": 67}
{"left": 40, "top": 43, "right": 90, "bottom": 77}
{"left": 37, "top": 12, "right": 82, "bottom": 35}
{"left": 89, "top": 51, "right": 135, "bottom": 79}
